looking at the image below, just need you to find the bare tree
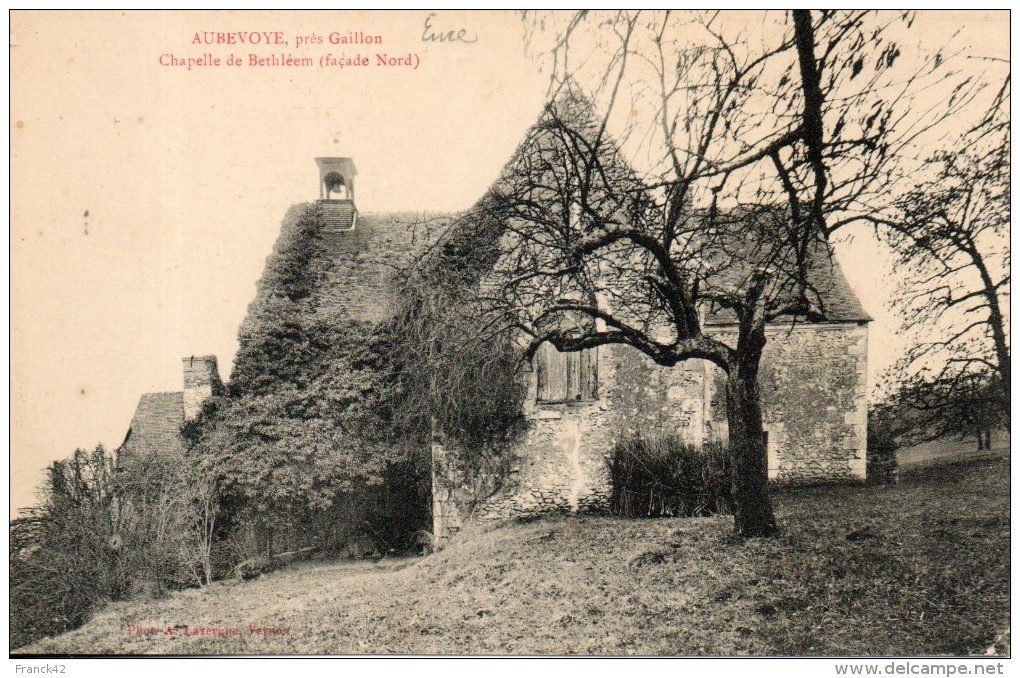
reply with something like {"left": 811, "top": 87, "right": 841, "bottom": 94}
{"left": 880, "top": 77, "right": 1010, "bottom": 440}
{"left": 187, "top": 465, "right": 219, "bottom": 586}
{"left": 455, "top": 10, "right": 974, "bottom": 537}
{"left": 116, "top": 450, "right": 223, "bottom": 591}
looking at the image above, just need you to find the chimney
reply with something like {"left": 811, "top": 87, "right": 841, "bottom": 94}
{"left": 182, "top": 355, "right": 223, "bottom": 420}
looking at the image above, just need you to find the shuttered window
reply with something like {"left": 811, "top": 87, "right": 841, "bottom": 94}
{"left": 535, "top": 342, "right": 598, "bottom": 403}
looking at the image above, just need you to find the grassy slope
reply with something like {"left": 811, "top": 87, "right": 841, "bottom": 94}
{"left": 17, "top": 455, "right": 1009, "bottom": 657}
{"left": 897, "top": 432, "right": 1010, "bottom": 470}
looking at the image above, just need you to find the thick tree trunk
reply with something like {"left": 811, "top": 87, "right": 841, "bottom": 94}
{"left": 726, "top": 328, "right": 779, "bottom": 538}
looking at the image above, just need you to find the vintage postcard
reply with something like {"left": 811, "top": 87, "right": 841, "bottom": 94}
{"left": 9, "top": 9, "right": 1010, "bottom": 669}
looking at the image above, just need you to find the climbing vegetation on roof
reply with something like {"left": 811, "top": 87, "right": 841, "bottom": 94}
{"left": 385, "top": 238, "right": 528, "bottom": 479}
{"left": 182, "top": 204, "right": 526, "bottom": 554}
{"left": 183, "top": 204, "right": 427, "bottom": 553}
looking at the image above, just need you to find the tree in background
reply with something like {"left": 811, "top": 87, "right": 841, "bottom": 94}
{"left": 879, "top": 77, "right": 1010, "bottom": 444}
{"left": 188, "top": 464, "right": 219, "bottom": 586}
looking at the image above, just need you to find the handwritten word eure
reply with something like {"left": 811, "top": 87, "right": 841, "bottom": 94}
{"left": 422, "top": 13, "right": 477, "bottom": 44}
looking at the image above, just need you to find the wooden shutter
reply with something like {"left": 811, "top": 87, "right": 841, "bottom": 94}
{"left": 564, "top": 350, "right": 579, "bottom": 399}
{"left": 536, "top": 343, "right": 597, "bottom": 402}
{"left": 580, "top": 347, "right": 598, "bottom": 400}
{"left": 548, "top": 344, "right": 568, "bottom": 402}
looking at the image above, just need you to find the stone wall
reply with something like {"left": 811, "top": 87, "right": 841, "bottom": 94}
{"left": 705, "top": 322, "right": 869, "bottom": 483}
{"left": 432, "top": 342, "right": 708, "bottom": 544}
{"left": 431, "top": 440, "right": 466, "bottom": 543}
{"left": 432, "top": 353, "right": 615, "bottom": 546}
{"left": 608, "top": 344, "right": 712, "bottom": 444}
{"left": 432, "top": 321, "right": 869, "bottom": 545}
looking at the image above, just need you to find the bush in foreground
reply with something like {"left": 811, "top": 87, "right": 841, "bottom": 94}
{"left": 608, "top": 435, "right": 732, "bottom": 518}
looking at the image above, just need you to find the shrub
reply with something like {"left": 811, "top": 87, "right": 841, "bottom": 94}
{"left": 116, "top": 451, "right": 219, "bottom": 593}
{"left": 866, "top": 444, "right": 899, "bottom": 485}
{"left": 9, "top": 444, "right": 225, "bottom": 649}
{"left": 10, "top": 446, "right": 127, "bottom": 649}
{"left": 608, "top": 435, "right": 732, "bottom": 517}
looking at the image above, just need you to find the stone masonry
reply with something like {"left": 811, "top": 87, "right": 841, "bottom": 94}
{"left": 433, "top": 320, "right": 869, "bottom": 546}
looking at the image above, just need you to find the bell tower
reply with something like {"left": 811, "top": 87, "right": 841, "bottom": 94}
{"left": 315, "top": 157, "right": 358, "bottom": 231}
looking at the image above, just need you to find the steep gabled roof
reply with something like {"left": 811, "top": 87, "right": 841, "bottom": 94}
{"left": 810, "top": 254, "right": 871, "bottom": 323}
{"left": 314, "top": 211, "right": 457, "bottom": 324}
{"left": 697, "top": 207, "right": 872, "bottom": 325}
{"left": 702, "top": 245, "right": 872, "bottom": 325}
{"left": 439, "top": 87, "right": 871, "bottom": 329}
{"left": 118, "top": 391, "right": 185, "bottom": 458}
{"left": 235, "top": 205, "right": 458, "bottom": 345}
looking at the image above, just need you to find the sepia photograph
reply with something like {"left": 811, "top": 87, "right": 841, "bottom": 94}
{"left": 8, "top": 8, "right": 1011, "bottom": 668}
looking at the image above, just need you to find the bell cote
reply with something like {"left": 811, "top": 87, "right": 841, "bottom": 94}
{"left": 316, "top": 157, "right": 357, "bottom": 201}
{"left": 315, "top": 157, "right": 358, "bottom": 231}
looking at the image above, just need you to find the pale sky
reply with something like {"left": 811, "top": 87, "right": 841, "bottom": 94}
{"left": 9, "top": 10, "right": 1010, "bottom": 516}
